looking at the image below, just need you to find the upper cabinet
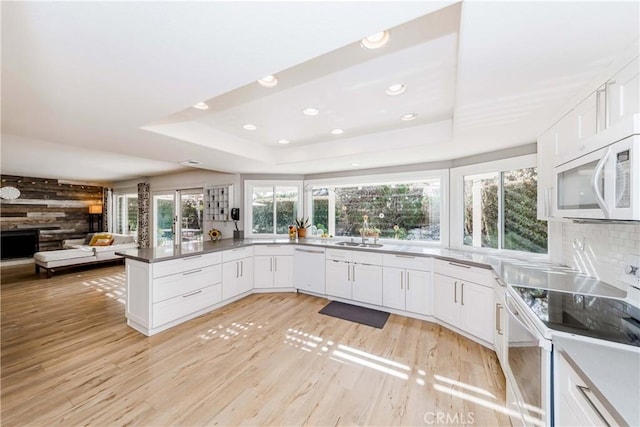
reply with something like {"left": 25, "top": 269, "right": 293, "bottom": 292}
{"left": 608, "top": 56, "right": 640, "bottom": 129}
{"left": 537, "top": 55, "right": 639, "bottom": 220}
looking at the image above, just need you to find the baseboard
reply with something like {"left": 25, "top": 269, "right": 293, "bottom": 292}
{"left": 0, "top": 258, "right": 35, "bottom": 267}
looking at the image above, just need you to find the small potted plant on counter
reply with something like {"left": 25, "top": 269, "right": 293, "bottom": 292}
{"left": 295, "top": 217, "right": 310, "bottom": 238}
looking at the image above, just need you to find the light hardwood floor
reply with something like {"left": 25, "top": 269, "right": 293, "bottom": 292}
{"left": 1, "top": 263, "right": 510, "bottom": 426}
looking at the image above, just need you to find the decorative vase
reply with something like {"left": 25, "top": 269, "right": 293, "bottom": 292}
{"left": 297, "top": 227, "right": 307, "bottom": 238}
{"left": 208, "top": 228, "right": 222, "bottom": 242}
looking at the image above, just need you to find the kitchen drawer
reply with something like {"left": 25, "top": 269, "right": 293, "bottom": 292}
{"left": 325, "top": 248, "right": 352, "bottom": 261}
{"left": 383, "top": 253, "right": 431, "bottom": 271}
{"left": 253, "top": 245, "right": 294, "bottom": 256}
{"left": 222, "top": 246, "right": 253, "bottom": 262}
{"left": 152, "top": 283, "right": 222, "bottom": 328}
{"left": 434, "top": 259, "right": 494, "bottom": 287}
{"left": 352, "top": 251, "right": 383, "bottom": 266}
{"left": 152, "top": 252, "right": 222, "bottom": 278}
{"left": 153, "top": 264, "right": 222, "bottom": 303}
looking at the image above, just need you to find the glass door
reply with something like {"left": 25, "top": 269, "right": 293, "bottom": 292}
{"left": 153, "top": 193, "right": 176, "bottom": 246}
{"left": 179, "top": 189, "right": 204, "bottom": 244}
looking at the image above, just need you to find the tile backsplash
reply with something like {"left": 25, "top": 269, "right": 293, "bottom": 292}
{"left": 561, "top": 222, "right": 640, "bottom": 290}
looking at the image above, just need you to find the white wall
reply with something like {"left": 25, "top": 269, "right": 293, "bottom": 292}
{"left": 558, "top": 222, "right": 640, "bottom": 290}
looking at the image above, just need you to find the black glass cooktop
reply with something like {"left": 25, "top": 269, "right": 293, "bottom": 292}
{"left": 512, "top": 286, "right": 640, "bottom": 347}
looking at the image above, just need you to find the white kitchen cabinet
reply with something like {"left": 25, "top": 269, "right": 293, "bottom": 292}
{"left": 434, "top": 260, "right": 495, "bottom": 345}
{"left": 555, "top": 350, "right": 618, "bottom": 427}
{"left": 222, "top": 248, "right": 253, "bottom": 300}
{"left": 125, "top": 253, "right": 224, "bottom": 336}
{"left": 537, "top": 129, "right": 556, "bottom": 220}
{"left": 325, "top": 249, "right": 383, "bottom": 305}
{"left": 326, "top": 259, "right": 351, "bottom": 299}
{"left": 382, "top": 254, "right": 432, "bottom": 315}
{"left": 351, "top": 263, "right": 383, "bottom": 306}
{"left": 293, "top": 246, "right": 326, "bottom": 294}
{"left": 382, "top": 267, "right": 431, "bottom": 315}
{"left": 253, "top": 245, "right": 293, "bottom": 289}
{"left": 607, "top": 56, "right": 639, "bottom": 129}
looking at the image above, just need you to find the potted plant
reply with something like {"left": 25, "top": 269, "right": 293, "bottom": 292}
{"left": 295, "top": 217, "right": 310, "bottom": 238}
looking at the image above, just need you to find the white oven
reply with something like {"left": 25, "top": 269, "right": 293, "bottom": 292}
{"left": 505, "top": 289, "right": 552, "bottom": 426}
{"left": 554, "top": 135, "right": 639, "bottom": 220}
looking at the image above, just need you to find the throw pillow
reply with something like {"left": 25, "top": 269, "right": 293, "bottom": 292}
{"left": 92, "top": 238, "right": 114, "bottom": 246}
{"left": 89, "top": 233, "right": 112, "bottom": 246}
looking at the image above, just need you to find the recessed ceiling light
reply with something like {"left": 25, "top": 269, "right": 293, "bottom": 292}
{"left": 258, "top": 75, "right": 278, "bottom": 88}
{"left": 400, "top": 113, "right": 418, "bottom": 121}
{"left": 351, "top": 163, "right": 360, "bottom": 167}
{"left": 242, "top": 124, "right": 257, "bottom": 130}
{"left": 193, "top": 102, "right": 209, "bottom": 110}
{"left": 302, "top": 107, "right": 319, "bottom": 116}
{"left": 278, "top": 139, "right": 290, "bottom": 145}
{"left": 331, "top": 128, "right": 344, "bottom": 135}
{"left": 386, "top": 84, "right": 407, "bottom": 96}
{"left": 361, "top": 31, "right": 389, "bottom": 49}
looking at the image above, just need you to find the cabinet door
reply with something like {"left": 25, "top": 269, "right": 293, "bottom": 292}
{"left": 460, "top": 282, "right": 494, "bottom": 344}
{"left": 494, "top": 288, "right": 507, "bottom": 367}
{"left": 222, "top": 261, "right": 239, "bottom": 301}
{"left": 433, "top": 274, "right": 459, "bottom": 327}
{"left": 253, "top": 256, "right": 274, "bottom": 289}
{"left": 382, "top": 267, "right": 405, "bottom": 310}
{"left": 238, "top": 258, "right": 253, "bottom": 294}
{"left": 537, "top": 130, "right": 556, "bottom": 220}
{"left": 575, "top": 91, "right": 598, "bottom": 144}
{"left": 325, "top": 260, "right": 351, "bottom": 299}
{"left": 273, "top": 255, "right": 293, "bottom": 287}
{"left": 405, "top": 269, "right": 431, "bottom": 315}
{"left": 608, "top": 57, "right": 640, "bottom": 128}
{"left": 352, "top": 264, "right": 382, "bottom": 306}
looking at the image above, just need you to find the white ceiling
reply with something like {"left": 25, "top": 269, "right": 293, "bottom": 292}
{"left": 1, "top": 1, "right": 638, "bottom": 183}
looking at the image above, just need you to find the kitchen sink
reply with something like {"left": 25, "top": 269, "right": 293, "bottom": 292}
{"left": 334, "top": 241, "right": 361, "bottom": 247}
{"left": 334, "top": 241, "right": 383, "bottom": 248}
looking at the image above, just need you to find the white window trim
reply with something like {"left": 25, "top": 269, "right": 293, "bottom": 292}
{"left": 449, "top": 154, "right": 549, "bottom": 258}
{"left": 304, "top": 170, "right": 449, "bottom": 246}
{"left": 244, "top": 180, "right": 304, "bottom": 238}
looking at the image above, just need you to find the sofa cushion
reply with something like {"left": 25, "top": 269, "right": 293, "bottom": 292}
{"left": 89, "top": 233, "right": 112, "bottom": 246}
{"left": 35, "top": 248, "right": 94, "bottom": 262}
{"left": 93, "top": 238, "right": 114, "bottom": 246}
{"left": 112, "top": 234, "right": 136, "bottom": 245}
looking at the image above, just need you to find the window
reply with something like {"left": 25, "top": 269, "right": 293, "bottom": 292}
{"left": 307, "top": 173, "right": 445, "bottom": 243}
{"left": 458, "top": 159, "right": 547, "bottom": 254}
{"left": 115, "top": 193, "right": 138, "bottom": 235}
{"left": 245, "top": 181, "right": 302, "bottom": 236}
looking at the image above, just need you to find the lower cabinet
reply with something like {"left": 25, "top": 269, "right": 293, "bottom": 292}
{"left": 434, "top": 272, "right": 494, "bottom": 344}
{"left": 254, "top": 245, "right": 293, "bottom": 289}
{"left": 222, "top": 257, "right": 253, "bottom": 300}
{"left": 554, "top": 350, "right": 618, "bottom": 426}
{"left": 152, "top": 283, "right": 222, "bottom": 328}
{"left": 325, "top": 249, "right": 383, "bottom": 305}
{"left": 382, "top": 267, "right": 431, "bottom": 315}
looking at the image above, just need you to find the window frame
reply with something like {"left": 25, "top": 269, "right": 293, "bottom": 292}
{"left": 304, "top": 170, "right": 449, "bottom": 246}
{"left": 450, "top": 154, "right": 548, "bottom": 258}
{"left": 244, "top": 180, "right": 303, "bottom": 238}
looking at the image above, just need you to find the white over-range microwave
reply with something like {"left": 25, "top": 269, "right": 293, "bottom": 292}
{"left": 554, "top": 134, "right": 639, "bottom": 220}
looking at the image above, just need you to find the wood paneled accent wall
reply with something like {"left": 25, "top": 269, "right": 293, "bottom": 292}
{"left": 0, "top": 175, "right": 104, "bottom": 251}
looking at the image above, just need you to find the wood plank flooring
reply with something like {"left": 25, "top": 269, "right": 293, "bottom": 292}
{"left": 1, "top": 264, "right": 510, "bottom": 426}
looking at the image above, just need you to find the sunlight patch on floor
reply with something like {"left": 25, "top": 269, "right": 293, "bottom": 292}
{"left": 81, "top": 272, "right": 126, "bottom": 304}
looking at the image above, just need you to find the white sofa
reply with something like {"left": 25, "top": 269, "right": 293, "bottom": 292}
{"left": 34, "top": 233, "right": 138, "bottom": 278}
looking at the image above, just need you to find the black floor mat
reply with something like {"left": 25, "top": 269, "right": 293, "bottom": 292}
{"left": 319, "top": 301, "right": 390, "bottom": 329}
